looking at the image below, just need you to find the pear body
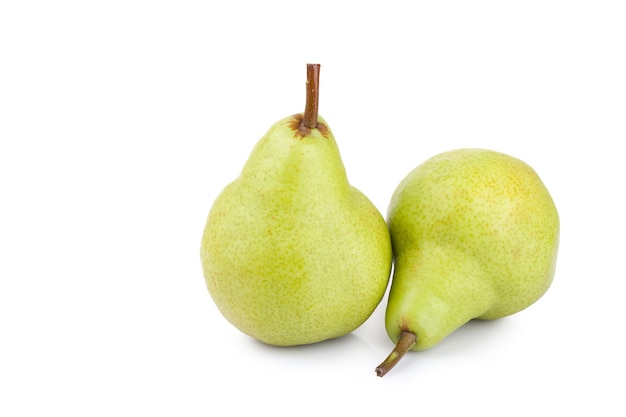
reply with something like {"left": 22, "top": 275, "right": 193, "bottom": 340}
{"left": 385, "top": 149, "right": 559, "bottom": 351}
{"left": 201, "top": 114, "right": 392, "bottom": 346}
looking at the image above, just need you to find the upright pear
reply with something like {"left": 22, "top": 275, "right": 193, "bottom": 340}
{"left": 201, "top": 64, "right": 392, "bottom": 347}
{"left": 376, "top": 148, "right": 559, "bottom": 376}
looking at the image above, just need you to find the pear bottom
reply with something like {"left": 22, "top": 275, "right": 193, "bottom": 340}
{"left": 201, "top": 169, "right": 392, "bottom": 347}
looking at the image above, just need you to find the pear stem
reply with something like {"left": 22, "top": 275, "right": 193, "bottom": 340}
{"left": 375, "top": 331, "right": 417, "bottom": 377}
{"left": 302, "top": 63, "right": 320, "bottom": 129}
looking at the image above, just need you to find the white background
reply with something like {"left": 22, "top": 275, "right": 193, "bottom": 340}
{"left": 1, "top": 1, "right": 625, "bottom": 415}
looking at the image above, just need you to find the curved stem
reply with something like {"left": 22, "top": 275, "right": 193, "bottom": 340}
{"left": 375, "top": 331, "right": 417, "bottom": 377}
{"left": 302, "top": 63, "right": 320, "bottom": 129}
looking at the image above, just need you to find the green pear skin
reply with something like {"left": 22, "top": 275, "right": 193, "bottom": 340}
{"left": 200, "top": 113, "right": 392, "bottom": 346}
{"left": 384, "top": 149, "right": 559, "bottom": 352}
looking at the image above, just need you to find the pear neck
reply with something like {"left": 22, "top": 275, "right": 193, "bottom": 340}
{"left": 238, "top": 116, "right": 349, "bottom": 196}
{"left": 389, "top": 244, "right": 496, "bottom": 350}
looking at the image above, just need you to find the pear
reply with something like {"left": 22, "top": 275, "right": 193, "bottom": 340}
{"left": 375, "top": 148, "right": 559, "bottom": 376}
{"left": 200, "top": 64, "right": 392, "bottom": 346}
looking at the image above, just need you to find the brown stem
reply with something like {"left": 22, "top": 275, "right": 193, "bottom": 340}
{"left": 375, "top": 331, "right": 417, "bottom": 377}
{"left": 302, "top": 63, "right": 320, "bottom": 129}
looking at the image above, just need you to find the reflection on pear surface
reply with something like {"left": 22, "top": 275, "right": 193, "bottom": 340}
{"left": 250, "top": 333, "right": 378, "bottom": 377}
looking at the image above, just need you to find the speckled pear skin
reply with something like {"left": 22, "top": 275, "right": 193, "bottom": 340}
{"left": 201, "top": 114, "right": 392, "bottom": 346}
{"left": 385, "top": 149, "right": 559, "bottom": 351}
